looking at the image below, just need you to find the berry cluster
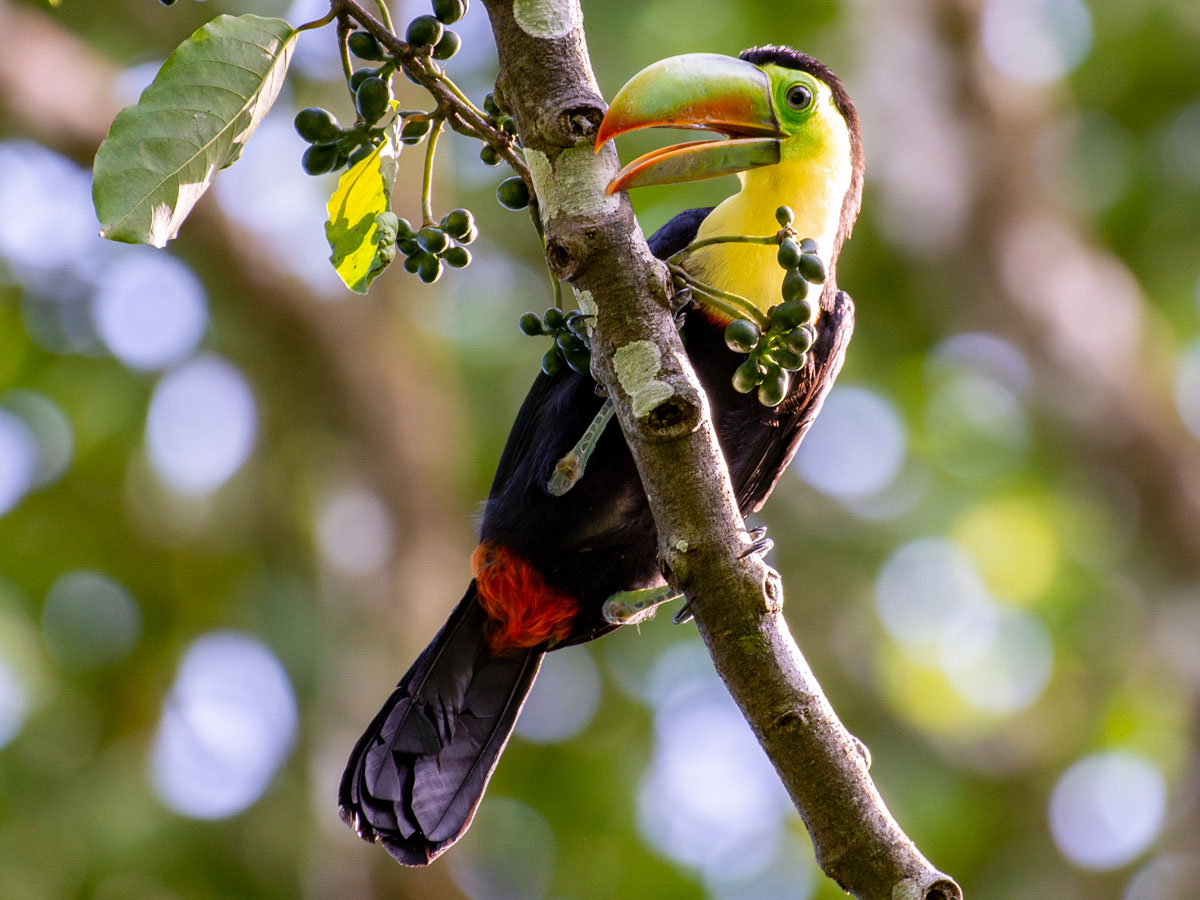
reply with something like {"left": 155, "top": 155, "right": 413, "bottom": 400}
{"left": 406, "top": 0, "right": 467, "bottom": 61}
{"left": 519, "top": 308, "right": 592, "bottom": 376}
{"left": 295, "top": 103, "right": 389, "bottom": 176}
{"left": 724, "top": 206, "right": 827, "bottom": 407}
{"left": 378, "top": 209, "right": 477, "bottom": 284}
{"left": 295, "top": 27, "right": 400, "bottom": 176}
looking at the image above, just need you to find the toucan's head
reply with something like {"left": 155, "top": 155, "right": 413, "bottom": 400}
{"left": 596, "top": 46, "right": 863, "bottom": 260}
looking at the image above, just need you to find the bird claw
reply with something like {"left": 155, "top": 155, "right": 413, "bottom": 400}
{"left": 671, "top": 598, "right": 695, "bottom": 625}
{"left": 738, "top": 537, "right": 774, "bottom": 559}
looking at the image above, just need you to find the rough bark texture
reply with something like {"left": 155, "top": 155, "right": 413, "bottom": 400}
{"left": 478, "top": 2, "right": 960, "bottom": 898}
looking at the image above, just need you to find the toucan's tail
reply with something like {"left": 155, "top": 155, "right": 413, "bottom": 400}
{"left": 338, "top": 583, "right": 543, "bottom": 865}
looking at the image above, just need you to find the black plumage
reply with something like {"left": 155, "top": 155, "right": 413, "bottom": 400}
{"left": 338, "top": 207, "right": 856, "bottom": 864}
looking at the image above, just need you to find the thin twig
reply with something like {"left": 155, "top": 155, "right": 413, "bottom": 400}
{"left": 296, "top": 8, "right": 338, "bottom": 32}
{"left": 330, "top": 0, "right": 531, "bottom": 187}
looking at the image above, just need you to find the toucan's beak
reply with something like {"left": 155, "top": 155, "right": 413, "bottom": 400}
{"left": 595, "top": 53, "right": 783, "bottom": 194}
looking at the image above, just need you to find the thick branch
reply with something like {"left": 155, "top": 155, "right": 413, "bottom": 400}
{"left": 479, "top": 2, "right": 959, "bottom": 898}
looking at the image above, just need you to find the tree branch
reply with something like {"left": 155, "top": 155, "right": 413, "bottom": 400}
{"left": 478, "top": 2, "right": 960, "bottom": 898}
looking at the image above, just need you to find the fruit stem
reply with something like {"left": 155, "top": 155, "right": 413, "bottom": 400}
{"left": 668, "top": 265, "right": 768, "bottom": 328}
{"left": 552, "top": 273, "right": 563, "bottom": 311}
{"left": 369, "top": 0, "right": 394, "bottom": 34}
{"left": 421, "top": 118, "right": 444, "bottom": 225}
{"left": 336, "top": 16, "right": 355, "bottom": 83}
{"left": 666, "top": 233, "right": 780, "bottom": 266}
{"left": 436, "top": 74, "right": 490, "bottom": 123}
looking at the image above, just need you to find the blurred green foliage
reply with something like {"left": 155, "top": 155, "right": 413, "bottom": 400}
{"left": 1, "top": 0, "right": 1199, "bottom": 899}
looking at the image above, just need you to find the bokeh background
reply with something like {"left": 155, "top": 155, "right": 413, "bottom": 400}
{"left": 1, "top": 0, "right": 1199, "bottom": 897}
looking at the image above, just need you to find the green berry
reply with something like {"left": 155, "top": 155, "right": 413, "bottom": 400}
{"left": 724, "top": 318, "right": 760, "bottom": 353}
{"left": 443, "top": 245, "right": 471, "bottom": 268}
{"left": 348, "top": 30, "right": 386, "bottom": 61}
{"left": 417, "top": 226, "right": 449, "bottom": 254}
{"left": 301, "top": 142, "right": 340, "bottom": 175}
{"left": 432, "top": 0, "right": 467, "bottom": 24}
{"left": 433, "top": 30, "right": 461, "bottom": 60}
{"left": 497, "top": 115, "right": 517, "bottom": 135}
{"left": 556, "top": 331, "right": 585, "bottom": 354}
{"left": 519, "top": 312, "right": 543, "bottom": 336}
{"left": 782, "top": 268, "right": 809, "bottom": 303}
{"left": 406, "top": 14, "right": 444, "bottom": 46}
{"left": 541, "top": 347, "right": 565, "bottom": 377}
{"left": 401, "top": 118, "right": 433, "bottom": 144}
{"left": 543, "top": 307, "right": 565, "bottom": 330}
{"left": 418, "top": 253, "right": 443, "bottom": 283}
{"left": 563, "top": 345, "right": 591, "bottom": 374}
{"left": 356, "top": 77, "right": 391, "bottom": 123}
{"left": 294, "top": 107, "right": 341, "bottom": 143}
{"left": 770, "top": 299, "right": 813, "bottom": 332}
{"left": 159, "top": 0, "right": 178, "bottom": 5}
{"left": 398, "top": 237, "right": 421, "bottom": 256}
{"left": 758, "top": 366, "right": 789, "bottom": 407}
{"left": 483, "top": 92, "right": 501, "bottom": 116}
{"left": 784, "top": 325, "right": 814, "bottom": 355}
{"left": 479, "top": 144, "right": 502, "bottom": 166}
{"left": 775, "top": 205, "right": 794, "bottom": 227}
{"left": 349, "top": 67, "right": 377, "bottom": 92}
{"left": 732, "top": 359, "right": 761, "bottom": 394}
{"left": 798, "top": 252, "right": 826, "bottom": 284}
{"left": 348, "top": 143, "right": 375, "bottom": 167}
{"left": 773, "top": 346, "right": 806, "bottom": 371}
{"left": 403, "top": 253, "right": 422, "bottom": 273}
{"left": 459, "top": 225, "right": 479, "bottom": 245}
{"left": 777, "top": 237, "right": 802, "bottom": 270}
{"left": 497, "top": 176, "right": 530, "bottom": 210}
{"left": 441, "top": 208, "right": 474, "bottom": 238}
{"left": 799, "top": 238, "right": 818, "bottom": 254}
{"left": 395, "top": 218, "right": 415, "bottom": 240}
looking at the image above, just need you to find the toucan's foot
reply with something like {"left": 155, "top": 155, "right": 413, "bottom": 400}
{"left": 602, "top": 585, "right": 682, "bottom": 625}
{"left": 548, "top": 399, "right": 616, "bottom": 496}
{"left": 739, "top": 535, "right": 774, "bottom": 559}
{"left": 672, "top": 598, "right": 695, "bottom": 624}
{"left": 746, "top": 525, "right": 767, "bottom": 541}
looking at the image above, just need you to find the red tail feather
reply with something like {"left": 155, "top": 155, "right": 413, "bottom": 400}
{"left": 471, "top": 543, "right": 579, "bottom": 650}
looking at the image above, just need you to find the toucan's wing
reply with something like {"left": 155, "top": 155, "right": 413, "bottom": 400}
{"left": 487, "top": 207, "right": 715, "bottom": 496}
{"left": 647, "top": 206, "right": 714, "bottom": 259}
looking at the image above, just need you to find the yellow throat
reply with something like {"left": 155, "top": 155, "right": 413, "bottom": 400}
{"left": 682, "top": 75, "right": 853, "bottom": 317}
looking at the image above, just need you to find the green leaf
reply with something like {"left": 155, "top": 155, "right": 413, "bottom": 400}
{"left": 92, "top": 15, "right": 297, "bottom": 247}
{"left": 325, "top": 134, "right": 401, "bottom": 294}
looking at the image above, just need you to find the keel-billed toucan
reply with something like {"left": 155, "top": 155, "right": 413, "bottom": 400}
{"left": 339, "top": 45, "right": 863, "bottom": 865}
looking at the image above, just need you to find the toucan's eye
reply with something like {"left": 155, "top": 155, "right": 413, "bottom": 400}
{"left": 786, "top": 84, "right": 813, "bottom": 111}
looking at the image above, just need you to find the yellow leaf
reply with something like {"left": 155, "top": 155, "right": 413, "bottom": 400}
{"left": 325, "top": 134, "right": 400, "bottom": 294}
